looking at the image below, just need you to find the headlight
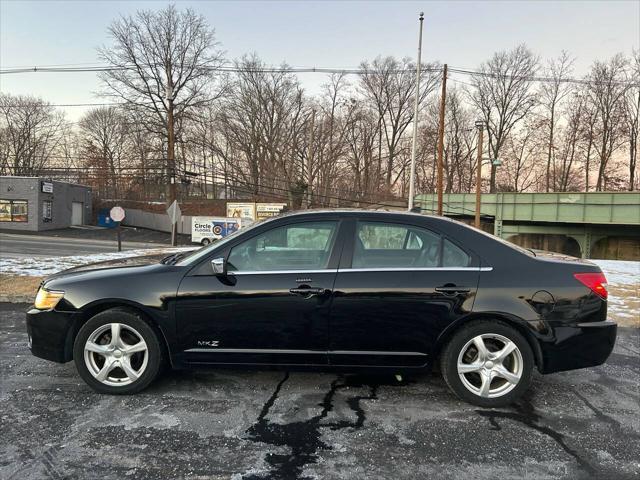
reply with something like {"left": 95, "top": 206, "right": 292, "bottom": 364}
{"left": 34, "top": 288, "right": 65, "bottom": 310}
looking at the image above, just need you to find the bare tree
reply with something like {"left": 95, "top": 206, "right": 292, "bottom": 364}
{"left": 359, "top": 56, "right": 440, "bottom": 192}
{"left": 624, "top": 51, "right": 640, "bottom": 190}
{"left": 98, "top": 4, "right": 225, "bottom": 195}
{"left": 311, "top": 74, "right": 360, "bottom": 206}
{"left": 216, "top": 55, "right": 307, "bottom": 204}
{"left": 555, "top": 91, "right": 586, "bottom": 191}
{"left": 469, "top": 44, "right": 539, "bottom": 192}
{"left": 499, "top": 119, "right": 545, "bottom": 192}
{"left": 539, "top": 51, "right": 575, "bottom": 191}
{"left": 79, "top": 107, "right": 131, "bottom": 198}
{"left": 0, "top": 93, "right": 67, "bottom": 176}
{"left": 439, "top": 89, "right": 477, "bottom": 193}
{"left": 585, "top": 54, "right": 629, "bottom": 191}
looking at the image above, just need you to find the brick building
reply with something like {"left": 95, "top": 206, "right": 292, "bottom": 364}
{"left": 0, "top": 176, "right": 92, "bottom": 231}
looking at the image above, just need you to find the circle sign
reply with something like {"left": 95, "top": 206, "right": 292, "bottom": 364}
{"left": 110, "top": 206, "right": 125, "bottom": 222}
{"left": 212, "top": 225, "right": 222, "bottom": 235}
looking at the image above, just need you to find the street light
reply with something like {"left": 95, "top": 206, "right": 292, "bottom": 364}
{"left": 407, "top": 12, "right": 424, "bottom": 212}
{"left": 474, "top": 120, "right": 485, "bottom": 229}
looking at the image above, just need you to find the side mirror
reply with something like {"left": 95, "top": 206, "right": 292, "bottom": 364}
{"left": 211, "top": 257, "right": 226, "bottom": 275}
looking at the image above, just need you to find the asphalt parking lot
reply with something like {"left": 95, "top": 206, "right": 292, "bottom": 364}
{"left": 1, "top": 303, "right": 639, "bottom": 480}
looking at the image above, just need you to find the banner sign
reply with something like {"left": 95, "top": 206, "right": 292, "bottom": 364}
{"left": 256, "top": 203, "right": 287, "bottom": 220}
{"left": 227, "top": 203, "right": 257, "bottom": 221}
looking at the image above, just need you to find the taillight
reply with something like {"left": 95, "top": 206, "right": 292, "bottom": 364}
{"left": 574, "top": 272, "right": 608, "bottom": 300}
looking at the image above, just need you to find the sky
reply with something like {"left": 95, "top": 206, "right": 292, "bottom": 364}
{"left": 1, "top": 0, "right": 638, "bottom": 121}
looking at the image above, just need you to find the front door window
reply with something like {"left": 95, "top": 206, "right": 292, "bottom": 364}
{"left": 227, "top": 221, "right": 338, "bottom": 272}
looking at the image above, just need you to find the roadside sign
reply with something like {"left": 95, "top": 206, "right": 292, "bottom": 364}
{"left": 166, "top": 200, "right": 182, "bottom": 223}
{"left": 109, "top": 206, "right": 125, "bottom": 222}
{"left": 227, "top": 202, "right": 256, "bottom": 221}
{"left": 256, "top": 203, "right": 287, "bottom": 220}
{"left": 41, "top": 181, "right": 53, "bottom": 193}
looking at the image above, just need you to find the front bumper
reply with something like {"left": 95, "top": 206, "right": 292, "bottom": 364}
{"left": 539, "top": 320, "right": 617, "bottom": 374}
{"left": 26, "top": 308, "right": 77, "bottom": 363}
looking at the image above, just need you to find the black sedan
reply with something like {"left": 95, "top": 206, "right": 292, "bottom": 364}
{"left": 26, "top": 210, "right": 616, "bottom": 407}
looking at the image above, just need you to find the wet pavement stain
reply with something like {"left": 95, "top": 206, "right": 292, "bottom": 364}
{"left": 243, "top": 373, "right": 409, "bottom": 480}
{"left": 476, "top": 397, "right": 598, "bottom": 477}
{"left": 572, "top": 388, "right": 640, "bottom": 444}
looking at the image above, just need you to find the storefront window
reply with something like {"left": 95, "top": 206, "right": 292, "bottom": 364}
{"left": 0, "top": 200, "right": 28, "bottom": 222}
{"left": 0, "top": 201, "right": 10, "bottom": 222}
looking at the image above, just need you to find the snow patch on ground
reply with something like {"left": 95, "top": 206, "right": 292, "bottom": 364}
{"left": 592, "top": 260, "right": 639, "bottom": 327}
{"left": 0, "top": 247, "right": 195, "bottom": 277}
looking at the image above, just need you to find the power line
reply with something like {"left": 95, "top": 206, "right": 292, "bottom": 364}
{"left": 0, "top": 64, "right": 442, "bottom": 75}
{"left": 2, "top": 62, "right": 637, "bottom": 87}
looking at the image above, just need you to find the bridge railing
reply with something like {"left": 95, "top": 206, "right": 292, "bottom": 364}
{"left": 415, "top": 192, "right": 640, "bottom": 226}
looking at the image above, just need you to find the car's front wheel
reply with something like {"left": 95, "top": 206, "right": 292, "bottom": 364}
{"left": 73, "top": 308, "right": 164, "bottom": 394}
{"left": 440, "top": 320, "right": 534, "bottom": 407}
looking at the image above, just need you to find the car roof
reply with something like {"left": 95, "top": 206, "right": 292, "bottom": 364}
{"left": 276, "top": 208, "right": 462, "bottom": 226}
{"left": 280, "top": 208, "right": 433, "bottom": 219}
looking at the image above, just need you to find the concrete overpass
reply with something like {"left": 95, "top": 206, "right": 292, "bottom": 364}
{"left": 415, "top": 192, "right": 640, "bottom": 260}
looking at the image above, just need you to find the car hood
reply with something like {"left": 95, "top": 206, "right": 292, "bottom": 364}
{"left": 44, "top": 253, "right": 168, "bottom": 283}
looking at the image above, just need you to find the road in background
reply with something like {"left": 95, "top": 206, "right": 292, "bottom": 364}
{"left": 1, "top": 303, "right": 638, "bottom": 480}
{"left": 0, "top": 232, "right": 165, "bottom": 258}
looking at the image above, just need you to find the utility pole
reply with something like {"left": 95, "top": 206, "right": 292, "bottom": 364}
{"left": 166, "top": 75, "right": 177, "bottom": 246}
{"left": 407, "top": 12, "right": 424, "bottom": 211}
{"left": 474, "top": 121, "right": 485, "bottom": 229}
{"left": 306, "top": 108, "right": 315, "bottom": 208}
{"left": 436, "top": 64, "right": 447, "bottom": 216}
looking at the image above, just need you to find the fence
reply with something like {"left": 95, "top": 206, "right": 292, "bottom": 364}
{"left": 120, "top": 208, "right": 194, "bottom": 235}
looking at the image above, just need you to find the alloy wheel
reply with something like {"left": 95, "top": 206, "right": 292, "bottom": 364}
{"left": 456, "top": 333, "right": 523, "bottom": 398}
{"left": 83, "top": 323, "right": 149, "bottom": 387}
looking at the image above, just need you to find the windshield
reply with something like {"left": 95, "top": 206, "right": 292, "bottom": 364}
{"left": 173, "top": 217, "right": 271, "bottom": 266}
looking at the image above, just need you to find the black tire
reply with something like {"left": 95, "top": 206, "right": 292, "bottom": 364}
{"left": 73, "top": 308, "right": 165, "bottom": 394}
{"left": 439, "top": 320, "right": 534, "bottom": 408}
{"left": 201, "top": 238, "right": 211, "bottom": 246}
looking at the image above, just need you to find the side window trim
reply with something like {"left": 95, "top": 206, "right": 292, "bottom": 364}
{"left": 228, "top": 268, "right": 339, "bottom": 275}
{"left": 338, "top": 266, "right": 492, "bottom": 272}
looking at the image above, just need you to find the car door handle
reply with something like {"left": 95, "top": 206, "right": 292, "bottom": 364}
{"left": 435, "top": 286, "right": 471, "bottom": 294}
{"left": 289, "top": 287, "right": 326, "bottom": 296}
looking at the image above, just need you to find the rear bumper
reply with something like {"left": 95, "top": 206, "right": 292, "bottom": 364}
{"left": 26, "top": 308, "right": 76, "bottom": 363}
{"left": 539, "top": 320, "right": 617, "bottom": 374}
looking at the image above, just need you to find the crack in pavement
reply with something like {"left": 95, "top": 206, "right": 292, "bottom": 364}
{"left": 572, "top": 389, "right": 640, "bottom": 440}
{"left": 476, "top": 397, "right": 598, "bottom": 477}
{"left": 243, "top": 373, "right": 407, "bottom": 480}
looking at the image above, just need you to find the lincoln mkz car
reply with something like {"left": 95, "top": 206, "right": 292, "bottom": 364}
{"left": 26, "top": 210, "right": 616, "bottom": 407}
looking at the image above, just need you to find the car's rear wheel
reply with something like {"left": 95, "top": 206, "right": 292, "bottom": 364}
{"left": 440, "top": 320, "right": 534, "bottom": 407}
{"left": 73, "top": 308, "right": 164, "bottom": 394}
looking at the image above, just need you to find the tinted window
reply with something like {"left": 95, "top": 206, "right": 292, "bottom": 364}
{"left": 353, "top": 222, "right": 440, "bottom": 268}
{"left": 227, "top": 221, "right": 338, "bottom": 271}
{"left": 442, "top": 239, "right": 471, "bottom": 267}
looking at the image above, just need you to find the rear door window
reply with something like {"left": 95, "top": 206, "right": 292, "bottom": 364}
{"left": 442, "top": 239, "right": 471, "bottom": 267}
{"left": 353, "top": 222, "right": 441, "bottom": 268}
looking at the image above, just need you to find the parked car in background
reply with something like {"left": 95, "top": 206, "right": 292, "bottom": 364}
{"left": 26, "top": 209, "right": 616, "bottom": 407}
